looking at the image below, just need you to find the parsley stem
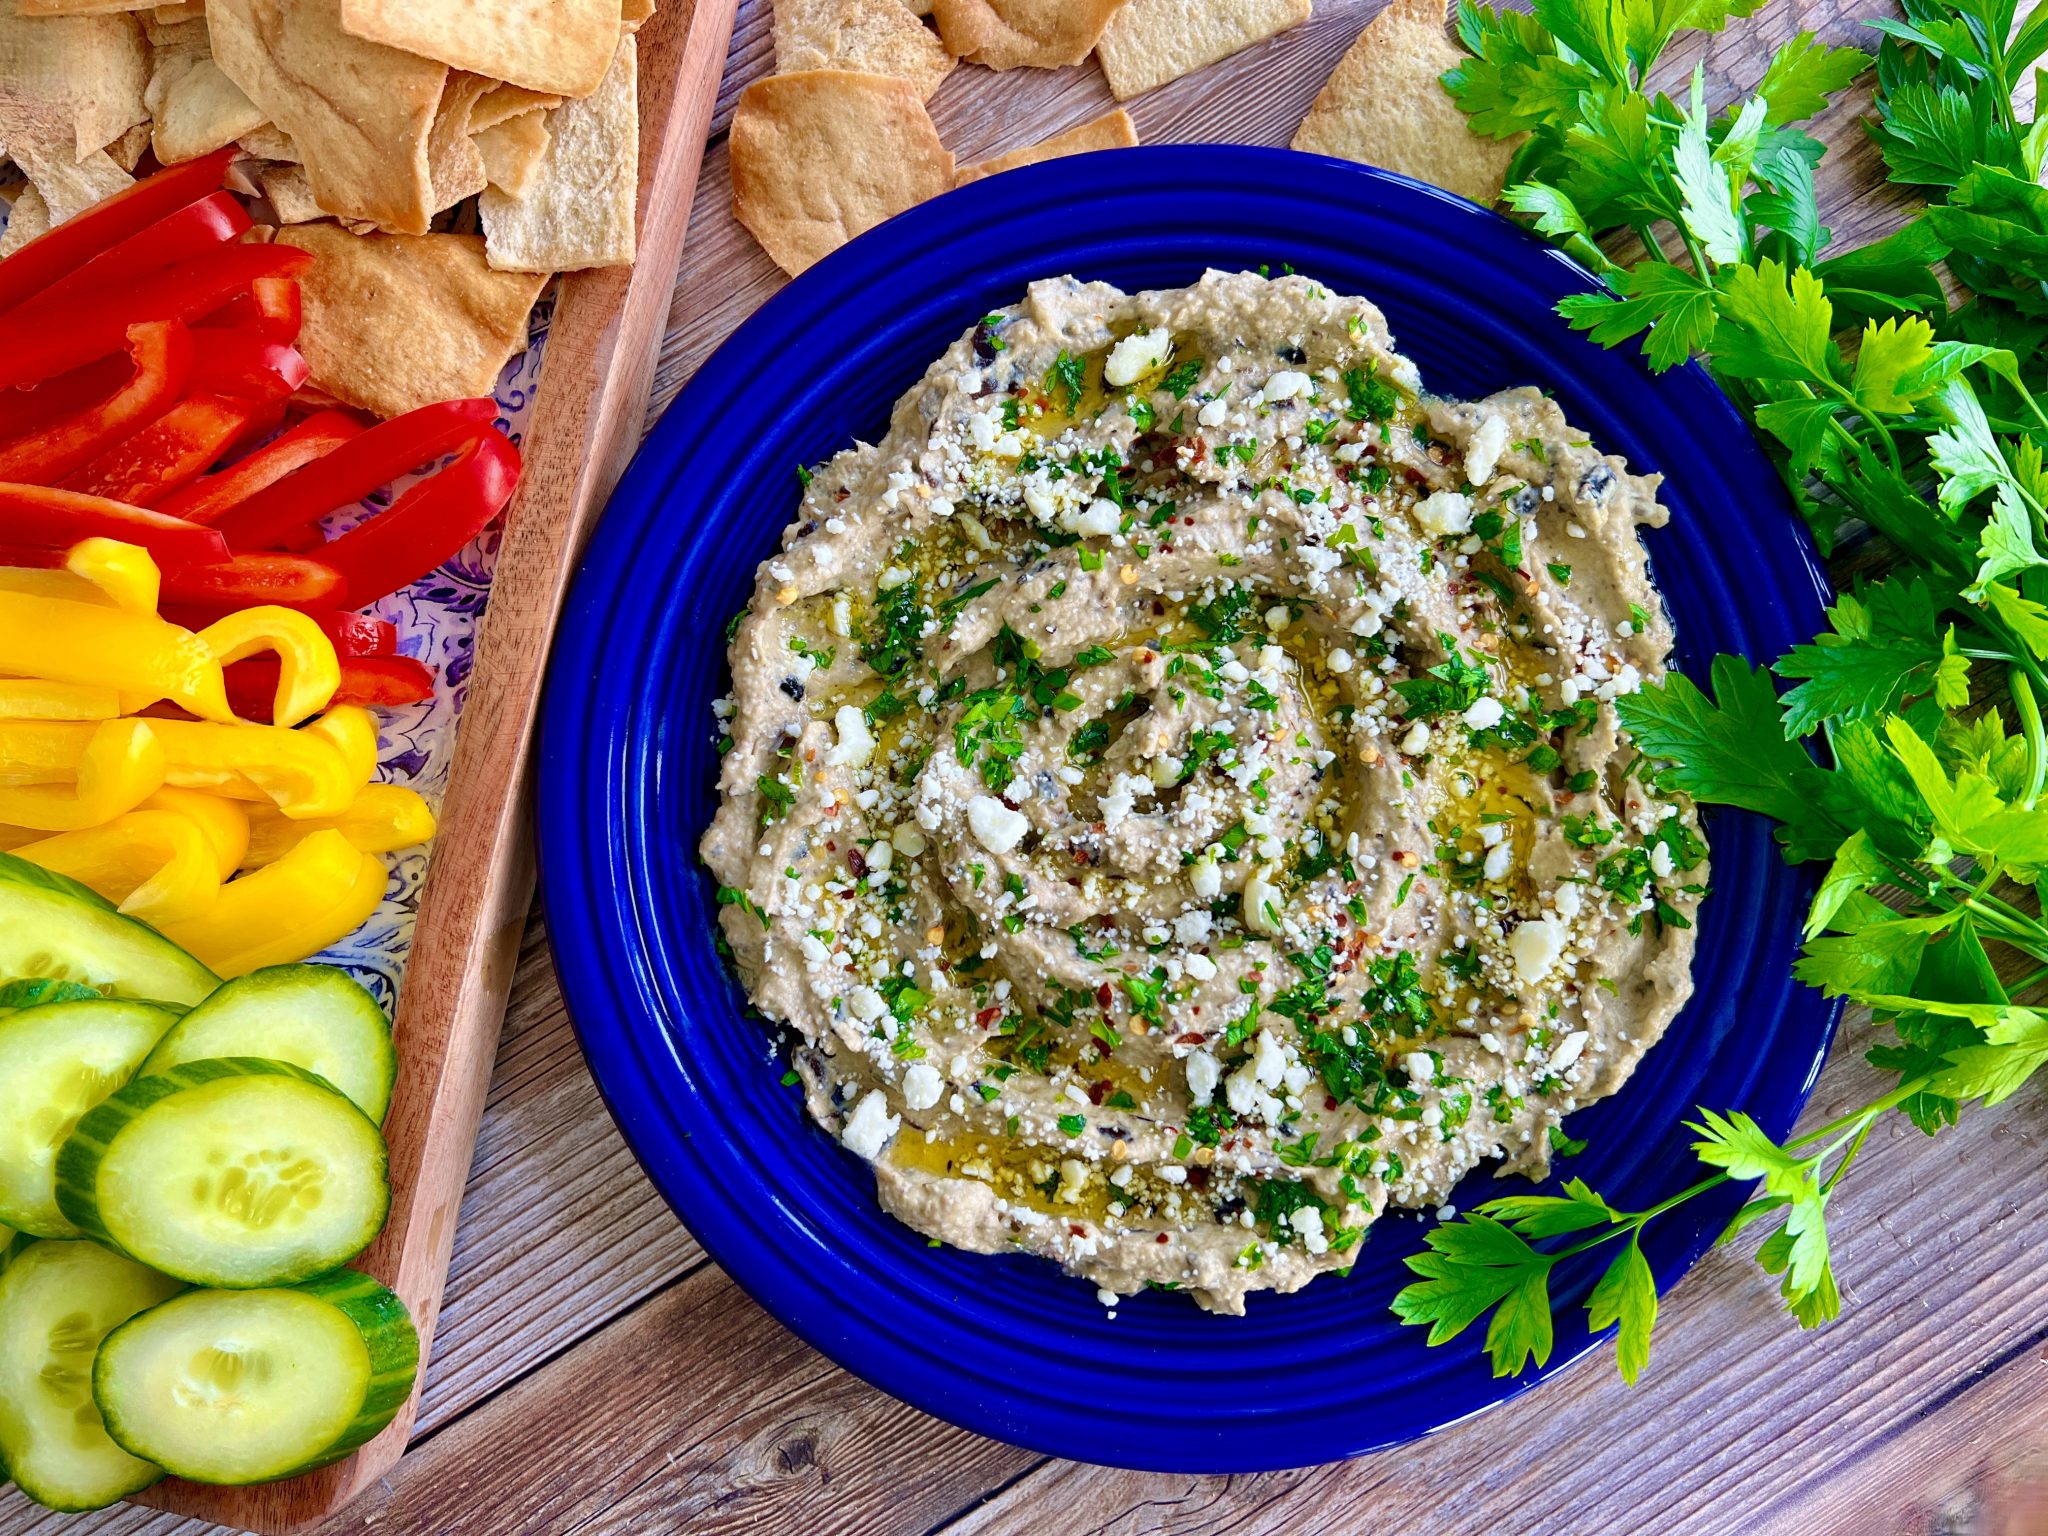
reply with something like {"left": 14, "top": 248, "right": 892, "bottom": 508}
{"left": 2014, "top": 668, "right": 2047, "bottom": 811}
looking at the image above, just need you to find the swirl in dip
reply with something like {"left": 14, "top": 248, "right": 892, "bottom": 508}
{"left": 702, "top": 270, "right": 1707, "bottom": 1313}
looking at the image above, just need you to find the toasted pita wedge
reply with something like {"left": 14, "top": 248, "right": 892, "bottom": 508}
{"left": 20, "top": 0, "right": 154, "bottom": 12}
{"left": 427, "top": 70, "right": 493, "bottom": 214}
{"left": 145, "top": 21, "right": 264, "bottom": 163}
{"left": 15, "top": 140, "right": 131, "bottom": 222}
{"left": 152, "top": 0, "right": 204, "bottom": 20}
{"left": 474, "top": 110, "right": 549, "bottom": 197}
{"left": 257, "top": 161, "right": 324, "bottom": 220}
{"left": 930, "top": 0, "right": 1122, "bottom": 68}
{"left": 276, "top": 225, "right": 549, "bottom": 417}
{"left": 106, "top": 118, "right": 151, "bottom": 167}
{"left": 621, "top": 0, "right": 653, "bottom": 28}
{"left": 775, "top": 0, "right": 953, "bottom": 99}
{"left": 955, "top": 108, "right": 1135, "bottom": 184}
{"left": 237, "top": 120, "right": 294, "bottom": 159}
{"left": 209, "top": 0, "right": 445, "bottom": 234}
{"left": 1291, "top": 0, "right": 1519, "bottom": 205}
{"left": 0, "top": 0, "right": 148, "bottom": 158}
{"left": 0, "top": 184, "right": 50, "bottom": 255}
{"left": 480, "top": 32, "right": 637, "bottom": 272}
{"left": 730, "top": 68, "right": 952, "bottom": 276}
{"left": 1097, "top": 0, "right": 1308, "bottom": 99}
{"left": 472, "top": 82, "right": 560, "bottom": 131}
{"left": 338, "top": 0, "right": 619, "bottom": 99}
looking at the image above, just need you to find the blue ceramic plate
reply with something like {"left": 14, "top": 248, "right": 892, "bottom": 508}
{"left": 538, "top": 147, "right": 1837, "bottom": 1473}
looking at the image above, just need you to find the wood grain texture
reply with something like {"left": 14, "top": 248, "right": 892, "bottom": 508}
{"left": 11, "top": 2, "right": 2046, "bottom": 1533}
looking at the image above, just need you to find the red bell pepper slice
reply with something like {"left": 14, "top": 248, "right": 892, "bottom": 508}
{"left": 225, "top": 653, "right": 434, "bottom": 720}
{"left": 28, "top": 193, "right": 252, "bottom": 318}
{"left": 0, "top": 147, "right": 235, "bottom": 319}
{"left": 164, "top": 605, "right": 396, "bottom": 657}
{"left": 322, "top": 428, "right": 521, "bottom": 608}
{"left": 197, "top": 275, "right": 301, "bottom": 344}
{"left": 0, "top": 356, "right": 134, "bottom": 440}
{"left": 158, "top": 551, "right": 344, "bottom": 608}
{"left": 155, "top": 409, "right": 365, "bottom": 526}
{"left": 0, "top": 244, "right": 314, "bottom": 391}
{"left": 63, "top": 394, "right": 261, "bottom": 507}
{"left": 186, "top": 330, "right": 310, "bottom": 403}
{"left": 0, "top": 484, "right": 227, "bottom": 563}
{"left": 0, "top": 321, "right": 190, "bottom": 486}
{"left": 210, "top": 398, "right": 499, "bottom": 550}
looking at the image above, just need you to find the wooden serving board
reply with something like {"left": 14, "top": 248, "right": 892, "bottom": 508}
{"left": 129, "top": 0, "right": 740, "bottom": 1528}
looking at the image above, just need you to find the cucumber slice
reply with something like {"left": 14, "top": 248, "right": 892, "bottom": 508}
{"left": 55, "top": 1058, "right": 389, "bottom": 1287}
{"left": 0, "top": 853, "right": 218, "bottom": 1006}
{"left": 0, "top": 978, "right": 105, "bottom": 1011}
{"left": 142, "top": 965, "right": 396, "bottom": 1123}
{"left": 94, "top": 1270, "right": 418, "bottom": 1485}
{"left": 0, "top": 998, "right": 182, "bottom": 1237}
{"left": 0, "top": 1240, "right": 184, "bottom": 1511}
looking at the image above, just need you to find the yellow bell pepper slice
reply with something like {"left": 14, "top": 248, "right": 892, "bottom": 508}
{"left": 0, "top": 591, "right": 231, "bottom": 722}
{"left": 65, "top": 538, "right": 160, "bottom": 615}
{"left": 143, "top": 718, "right": 359, "bottom": 819}
{"left": 303, "top": 705, "right": 378, "bottom": 788}
{"left": 242, "top": 783, "right": 437, "bottom": 868}
{"left": 0, "top": 680, "right": 122, "bottom": 720}
{"left": 12, "top": 809, "right": 223, "bottom": 924}
{"left": 0, "top": 719, "right": 165, "bottom": 831}
{"left": 0, "top": 568, "right": 104, "bottom": 604}
{"left": 0, "top": 719, "right": 95, "bottom": 783}
{"left": 0, "top": 823, "right": 39, "bottom": 850}
{"left": 156, "top": 829, "right": 386, "bottom": 977}
{"left": 199, "top": 606, "right": 340, "bottom": 727}
{"left": 143, "top": 787, "right": 250, "bottom": 878}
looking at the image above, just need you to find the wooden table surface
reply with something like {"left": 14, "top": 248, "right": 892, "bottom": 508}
{"left": 15, "top": 3, "right": 2048, "bottom": 1533}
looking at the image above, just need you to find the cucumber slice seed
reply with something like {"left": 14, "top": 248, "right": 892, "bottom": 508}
{"left": 0, "top": 999, "right": 182, "bottom": 1238}
{"left": 143, "top": 964, "right": 397, "bottom": 1124}
{"left": 0, "top": 852, "right": 218, "bottom": 1006}
{"left": 0, "top": 1240, "right": 185, "bottom": 1511}
{"left": 94, "top": 1270, "right": 419, "bottom": 1485}
{"left": 56, "top": 1058, "right": 390, "bottom": 1288}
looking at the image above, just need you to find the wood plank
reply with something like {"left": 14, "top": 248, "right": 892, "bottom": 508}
{"left": 303, "top": 1264, "right": 1040, "bottom": 1536}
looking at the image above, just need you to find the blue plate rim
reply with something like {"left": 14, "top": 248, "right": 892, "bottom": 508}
{"left": 537, "top": 145, "right": 1841, "bottom": 1473}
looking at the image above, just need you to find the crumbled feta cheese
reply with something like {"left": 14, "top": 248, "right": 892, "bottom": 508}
{"left": 1404, "top": 1050, "right": 1435, "bottom": 1085}
{"left": 967, "top": 795, "right": 1029, "bottom": 854}
{"left": 1509, "top": 916, "right": 1565, "bottom": 983}
{"left": 902, "top": 1063, "right": 942, "bottom": 1111}
{"left": 827, "top": 705, "right": 875, "bottom": 767}
{"left": 1104, "top": 328, "right": 1172, "bottom": 386}
{"left": 1465, "top": 413, "right": 1509, "bottom": 485}
{"left": 841, "top": 1090, "right": 899, "bottom": 1160}
{"left": 1414, "top": 490, "right": 1473, "bottom": 536}
{"left": 1551, "top": 1031, "right": 1591, "bottom": 1072}
{"left": 1243, "top": 867, "right": 1284, "bottom": 935}
{"left": 1186, "top": 1049, "right": 1220, "bottom": 1107}
{"left": 1462, "top": 695, "right": 1505, "bottom": 730}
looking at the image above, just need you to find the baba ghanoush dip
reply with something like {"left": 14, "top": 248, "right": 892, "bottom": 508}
{"left": 702, "top": 270, "right": 1708, "bottom": 1314}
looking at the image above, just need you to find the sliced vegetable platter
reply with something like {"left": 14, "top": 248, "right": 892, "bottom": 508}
{"left": 0, "top": 0, "right": 741, "bottom": 1526}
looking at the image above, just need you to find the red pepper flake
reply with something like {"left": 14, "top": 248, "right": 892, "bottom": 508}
{"left": 1324, "top": 1095, "right": 1338, "bottom": 1112}
{"left": 1087, "top": 1079, "right": 1111, "bottom": 1105}
{"left": 1095, "top": 983, "right": 1114, "bottom": 1009}
{"left": 1156, "top": 1233, "right": 1171, "bottom": 1244}
{"left": 1175, "top": 1031, "right": 1205, "bottom": 1045}
{"left": 1068, "top": 1224, "right": 1089, "bottom": 1238}
{"left": 974, "top": 1005, "right": 1003, "bottom": 1028}
{"left": 846, "top": 847, "right": 867, "bottom": 878}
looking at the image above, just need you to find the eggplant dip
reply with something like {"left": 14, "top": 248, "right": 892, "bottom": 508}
{"left": 702, "top": 270, "right": 1708, "bottom": 1315}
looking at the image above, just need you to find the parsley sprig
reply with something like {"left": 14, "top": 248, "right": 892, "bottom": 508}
{"left": 1402, "top": 0, "right": 2048, "bottom": 1383}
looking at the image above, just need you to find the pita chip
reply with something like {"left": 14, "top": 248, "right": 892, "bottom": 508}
{"left": 480, "top": 32, "right": 637, "bottom": 272}
{"left": 774, "top": 0, "right": 953, "bottom": 100}
{"left": 0, "top": 0, "right": 148, "bottom": 158}
{"left": 15, "top": 140, "right": 131, "bottom": 222}
{"left": 955, "top": 107, "right": 1135, "bottom": 184}
{"left": 209, "top": 0, "right": 446, "bottom": 233}
{"left": 152, "top": 0, "right": 205, "bottom": 20}
{"left": 106, "top": 118, "right": 151, "bottom": 167}
{"left": 621, "top": 0, "right": 653, "bottom": 29}
{"left": 276, "top": 226, "right": 548, "bottom": 418}
{"left": 472, "top": 82, "right": 560, "bottom": 131}
{"left": 20, "top": 0, "right": 155, "bottom": 12}
{"left": 237, "top": 120, "right": 295, "bottom": 160}
{"left": 427, "top": 71, "right": 493, "bottom": 214}
{"left": 1291, "top": 0, "right": 1519, "bottom": 206}
{"left": 337, "top": 0, "right": 619, "bottom": 99}
{"left": 257, "top": 162, "right": 323, "bottom": 220}
{"left": 730, "top": 68, "right": 952, "bottom": 277}
{"left": 930, "top": 0, "right": 1123, "bottom": 69}
{"left": 1096, "top": 0, "right": 1309, "bottom": 99}
{"left": 144, "top": 22, "right": 264, "bottom": 163}
{"left": 0, "top": 184, "right": 49, "bottom": 256}
{"left": 474, "top": 110, "right": 549, "bottom": 197}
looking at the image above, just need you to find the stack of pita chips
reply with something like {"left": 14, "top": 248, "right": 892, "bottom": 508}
{"left": 732, "top": 0, "right": 1332, "bottom": 277}
{"left": 0, "top": 0, "right": 653, "bottom": 417}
